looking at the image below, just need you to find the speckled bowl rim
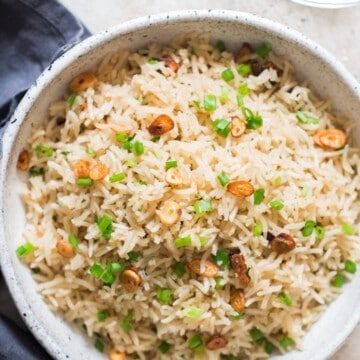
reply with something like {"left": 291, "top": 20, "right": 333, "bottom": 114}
{"left": 1, "top": 9, "right": 359, "bottom": 360}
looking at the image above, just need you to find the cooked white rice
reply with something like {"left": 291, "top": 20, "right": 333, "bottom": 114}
{"left": 18, "top": 36, "right": 360, "bottom": 360}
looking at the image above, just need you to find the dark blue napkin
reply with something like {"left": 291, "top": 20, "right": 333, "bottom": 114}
{"left": 0, "top": 0, "right": 90, "bottom": 358}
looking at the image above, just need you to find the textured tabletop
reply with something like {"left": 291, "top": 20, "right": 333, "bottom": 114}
{"left": 59, "top": 0, "right": 360, "bottom": 358}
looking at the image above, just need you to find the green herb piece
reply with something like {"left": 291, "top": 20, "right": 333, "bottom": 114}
{"left": 97, "top": 214, "right": 113, "bottom": 239}
{"left": 269, "top": 199, "right": 284, "bottom": 211}
{"left": 278, "top": 292, "right": 293, "bottom": 306}
{"left": 301, "top": 220, "right": 316, "bottom": 237}
{"left": 249, "top": 327, "right": 265, "bottom": 344}
{"left": 133, "top": 141, "right": 144, "bottom": 156}
{"left": 158, "top": 340, "right": 171, "bottom": 354}
{"left": 238, "top": 83, "right": 250, "bottom": 96}
{"left": 254, "top": 188, "right": 265, "bottom": 205}
{"left": 192, "top": 100, "right": 202, "bottom": 110}
{"left": 94, "top": 339, "right": 104, "bottom": 352}
{"left": 217, "top": 171, "right": 230, "bottom": 187}
{"left": 237, "top": 63, "right": 251, "bottom": 77}
{"left": 264, "top": 340, "right": 274, "bottom": 354}
{"left": 67, "top": 93, "right": 77, "bottom": 106}
{"left": 194, "top": 199, "right": 213, "bottom": 216}
{"left": 183, "top": 306, "right": 204, "bottom": 318}
{"left": 34, "top": 145, "right": 54, "bottom": 158}
{"left": 221, "top": 68, "right": 235, "bottom": 82}
{"left": 219, "top": 88, "right": 230, "bottom": 104}
{"left": 122, "top": 309, "right": 134, "bottom": 333}
{"left": 127, "top": 251, "right": 140, "bottom": 262}
{"left": 76, "top": 177, "right": 93, "bottom": 187}
{"left": 109, "top": 172, "right": 126, "bottom": 183}
{"left": 16, "top": 242, "right": 36, "bottom": 257}
{"left": 199, "top": 236, "right": 208, "bottom": 247}
{"left": 256, "top": 42, "right": 271, "bottom": 58}
{"left": 342, "top": 223, "right": 355, "bottom": 235}
{"left": 212, "top": 118, "right": 231, "bottom": 137}
{"left": 89, "top": 263, "right": 104, "bottom": 279}
{"left": 165, "top": 160, "right": 177, "bottom": 171}
{"left": 236, "top": 94, "right": 244, "bottom": 107}
{"left": 296, "top": 111, "right": 319, "bottom": 125}
{"left": 61, "top": 151, "right": 70, "bottom": 156}
{"left": 156, "top": 287, "right": 172, "bottom": 305}
{"left": 106, "top": 262, "right": 125, "bottom": 275}
{"left": 151, "top": 135, "right": 161, "bottom": 142}
{"left": 188, "top": 334, "right": 203, "bottom": 350}
{"left": 212, "top": 249, "right": 230, "bottom": 268}
{"left": 68, "top": 234, "right": 79, "bottom": 249}
{"left": 300, "top": 186, "right": 309, "bottom": 198}
{"left": 229, "top": 312, "right": 245, "bottom": 320}
{"left": 115, "top": 132, "right": 129, "bottom": 143}
{"left": 123, "top": 138, "right": 134, "bottom": 151}
{"left": 147, "top": 57, "right": 158, "bottom": 64}
{"left": 215, "top": 40, "right": 226, "bottom": 52}
{"left": 126, "top": 159, "right": 137, "bottom": 168}
{"left": 332, "top": 273, "right": 345, "bottom": 288}
{"left": 97, "top": 309, "right": 110, "bottom": 322}
{"left": 253, "top": 222, "right": 263, "bottom": 236}
{"left": 174, "top": 235, "right": 192, "bottom": 248}
{"left": 85, "top": 147, "right": 96, "bottom": 157}
{"left": 242, "top": 107, "right": 263, "bottom": 129}
{"left": 279, "top": 335, "right": 295, "bottom": 349}
{"left": 215, "top": 276, "right": 226, "bottom": 290}
{"left": 172, "top": 262, "right": 186, "bottom": 278}
{"left": 29, "top": 166, "right": 45, "bottom": 177}
{"left": 315, "top": 225, "right": 325, "bottom": 241}
{"left": 345, "top": 260, "right": 357, "bottom": 274}
{"left": 203, "top": 94, "right": 217, "bottom": 112}
{"left": 272, "top": 176, "right": 282, "bottom": 186}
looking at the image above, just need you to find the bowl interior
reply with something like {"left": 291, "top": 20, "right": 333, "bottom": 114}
{"left": 1, "top": 11, "right": 360, "bottom": 360}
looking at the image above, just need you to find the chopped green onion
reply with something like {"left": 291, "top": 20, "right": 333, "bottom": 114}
{"left": 296, "top": 111, "right": 319, "bottom": 125}
{"left": 254, "top": 188, "right": 265, "bottom": 205}
{"left": 97, "top": 309, "right": 110, "bottom": 322}
{"left": 215, "top": 40, "right": 226, "bottom": 52}
{"left": 126, "top": 159, "right": 137, "bottom": 168}
{"left": 123, "top": 138, "right": 134, "bottom": 151}
{"left": 34, "top": 145, "right": 54, "bottom": 158}
{"left": 215, "top": 276, "right": 226, "bottom": 290}
{"left": 156, "top": 287, "right": 172, "bottom": 305}
{"left": 127, "top": 251, "right": 140, "bottom": 262}
{"left": 249, "top": 327, "right": 265, "bottom": 344}
{"left": 269, "top": 199, "right": 284, "bottom": 211}
{"left": 315, "top": 225, "right": 325, "bottom": 241}
{"left": 212, "top": 249, "right": 230, "bottom": 268}
{"left": 86, "top": 147, "right": 96, "bottom": 157}
{"left": 29, "top": 166, "right": 45, "bottom": 177}
{"left": 174, "top": 235, "right": 192, "bottom": 248}
{"left": 133, "top": 141, "right": 144, "bottom": 156}
{"left": 301, "top": 220, "right": 316, "bottom": 237}
{"left": 332, "top": 273, "right": 345, "bottom": 288}
{"left": 192, "top": 100, "right": 202, "bottom": 110}
{"left": 345, "top": 260, "right": 357, "bottom": 274}
{"left": 94, "top": 338, "right": 104, "bottom": 352}
{"left": 278, "top": 292, "right": 293, "bottom": 306}
{"left": 16, "top": 242, "right": 36, "bottom": 257}
{"left": 107, "top": 262, "right": 125, "bottom": 275}
{"left": 67, "top": 93, "right": 77, "bottom": 106}
{"left": 158, "top": 340, "right": 171, "bottom": 354}
{"left": 221, "top": 68, "right": 235, "bottom": 82}
{"left": 89, "top": 263, "right": 104, "bottom": 279}
{"left": 219, "top": 88, "right": 230, "bottom": 104}
{"left": 165, "top": 160, "right": 177, "bottom": 171}
{"left": 76, "top": 177, "right": 93, "bottom": 187}
{"left": 188, "top": 334, "right": 203, "bottom": 350}
{"left": 229, "top": 312, "right": 245, "bottom": 320}
{"left": 61, "top": 151, "right": 70, "bottom": 156}
{"left": 264, "top": 340, "right": 274, "bottom": 354}
{"left": 68, "top": 234, "right": 79, "bottom": 249}
{"left": 238, "top": 83, "right": 250, "bottom": 96}
{"left": 183, "top": 306, "right": 204, "bottom": 318}
{"left": 237, "top": 63, "right": 252, "bottom": 77}
{"left": 151, "top": 135, "right": 161, "bottom": 142}
{"left": 115, "top": 132, "right": 129, "bottom": 143}
{"left": 236, "top": 94, "right": 244, "bottom": 107}
{"left": 194, "top": 199, "right": 213, "bottom": 216}
{"left": 203, "top": 94, "right": 217, "bottom": 112}
{"left": 256, "top": 42, "right": 271, "bottom": 58}
{"left": 300, "top": 186, "right": 309, "bottom": 198}
{"left": 122, "top": 309, "right": 134, "bottom": 333}
{"left": 147, "top": 57, "right": 158, "bottom": 64}
{"left": 109, "top": 172, "right": 126, "bottom": 183}
{"left": 279, "top": 335, "right": 295, "bottom": 349}
{"left": 217, "top": 171, "right": 230, "bottom": 187}
{"left": 172, "top": 262, "right": 186, "bottom": 278}
{"left": 212, "top": 118, "right": 231, "bottom": 137}
{"left": 342, "top": 223, "right": 355, "bottom": 236}
{"left": 253, "top": 222, "right": 263, "bottom": 236}
{"left": 272, "top": 176, "right": 282, "bottom": 186}
{"left": 199, "top": 236, "right": 208, "bottom": 247}
{"left": 97, "top": 214, "right": 113, "bottom": 239}
{"left": 242, "top": 107, "right": 263, "bottom": 130}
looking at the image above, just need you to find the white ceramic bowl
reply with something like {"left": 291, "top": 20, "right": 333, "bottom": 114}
{"left": 1, "top": 10, "right": 360, "bottom": 360}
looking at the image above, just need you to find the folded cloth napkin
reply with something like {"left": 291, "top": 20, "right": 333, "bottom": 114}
{"left": 0, "top": 0, "right": 90, "bottom": 358}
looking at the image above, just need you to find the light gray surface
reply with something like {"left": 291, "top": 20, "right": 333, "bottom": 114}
{"left": 53, "top": 1, "right": 359, "bottom": 359}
